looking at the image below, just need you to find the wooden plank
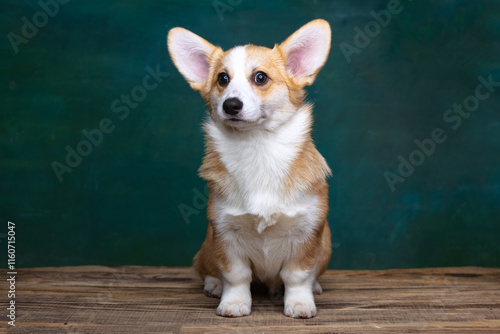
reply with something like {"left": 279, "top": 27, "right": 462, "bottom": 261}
{"left": 1, "top": 266, "right": 499, "bottom": 333}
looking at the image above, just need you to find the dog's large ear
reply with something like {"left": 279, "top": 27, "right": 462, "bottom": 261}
{"left": 167, "top": 28, "right": 218, "bottom": 91}
{"left": 278, "top": 19, "right": 331, "bottom": 87}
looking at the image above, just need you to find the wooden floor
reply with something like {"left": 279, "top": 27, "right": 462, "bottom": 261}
{"left": 3, "top": 266, "right": 500, "bottom": 333}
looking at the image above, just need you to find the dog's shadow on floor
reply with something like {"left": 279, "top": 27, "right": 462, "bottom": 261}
{"left": 251, "top": 282, "right": 284, "bottom": 305}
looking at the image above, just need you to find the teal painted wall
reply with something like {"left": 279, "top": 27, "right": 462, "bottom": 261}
{"left": 1, "top": 0, "right": 499, "bottom": 269}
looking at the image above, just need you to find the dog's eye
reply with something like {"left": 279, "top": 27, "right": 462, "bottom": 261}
{"left": 254, "top": 71, "right": 269, "bottom": 86}
{"left": 218, "top": 72, "right": 230, "bottom": 87}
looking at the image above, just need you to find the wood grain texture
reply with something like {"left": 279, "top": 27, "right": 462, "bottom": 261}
{"left": 1, "top": 266, "right": 499, "bottom": 333}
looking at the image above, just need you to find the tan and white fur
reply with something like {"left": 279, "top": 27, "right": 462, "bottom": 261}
{"left": 167, "top": 19, "right": 332, "bottom": 318}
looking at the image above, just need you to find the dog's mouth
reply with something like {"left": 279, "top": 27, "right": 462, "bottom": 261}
{"left": 224, "top": 117, "right": 247, "bottom": 125}
{"left": 223, "top": 117, "right": 259, "bottom": 130}
{"left": 221, "top": 111, "right": 270, "bottom": 127}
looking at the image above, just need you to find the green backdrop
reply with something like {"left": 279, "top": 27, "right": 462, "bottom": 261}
{"left": 1, "top": 0, "right": 499, "bottom": 269}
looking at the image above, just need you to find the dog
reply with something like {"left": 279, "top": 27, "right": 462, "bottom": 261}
{"left": 167, "top": 19, "right": 332, "bottom": 318}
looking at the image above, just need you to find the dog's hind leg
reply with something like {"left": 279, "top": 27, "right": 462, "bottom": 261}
{"left": 204, "top": 276, "right": 222, "bottom": 298}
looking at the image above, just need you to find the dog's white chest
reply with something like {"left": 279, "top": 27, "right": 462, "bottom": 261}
{"left": 206, "top": 109, "right": 312, "bottom": 222}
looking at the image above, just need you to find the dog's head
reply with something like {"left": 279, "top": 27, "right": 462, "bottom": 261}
{"left": 167, "top": 20, "right": 331, "bottom": 131}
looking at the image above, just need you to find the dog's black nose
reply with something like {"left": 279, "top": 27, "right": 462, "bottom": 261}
{"left": 223, "top": 97, "right": 243, "bottom": 115}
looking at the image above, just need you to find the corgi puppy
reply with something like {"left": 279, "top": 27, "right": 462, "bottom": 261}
{"left": 167, "top": 19, "right": 332, "bottom": 318}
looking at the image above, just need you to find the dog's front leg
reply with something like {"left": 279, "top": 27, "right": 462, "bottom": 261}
{"left": 216, "top": 256, "right": 252, "bottom": 317}
{"left": 281, "top": 267, "right": 317, "bottom": 318}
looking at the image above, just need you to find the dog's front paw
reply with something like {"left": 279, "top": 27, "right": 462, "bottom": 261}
{"left": 284, "top": 300, "right": 317, "bottom": 318}
{"left": 216, "top": 300, "right": 251, "bottom": 317}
